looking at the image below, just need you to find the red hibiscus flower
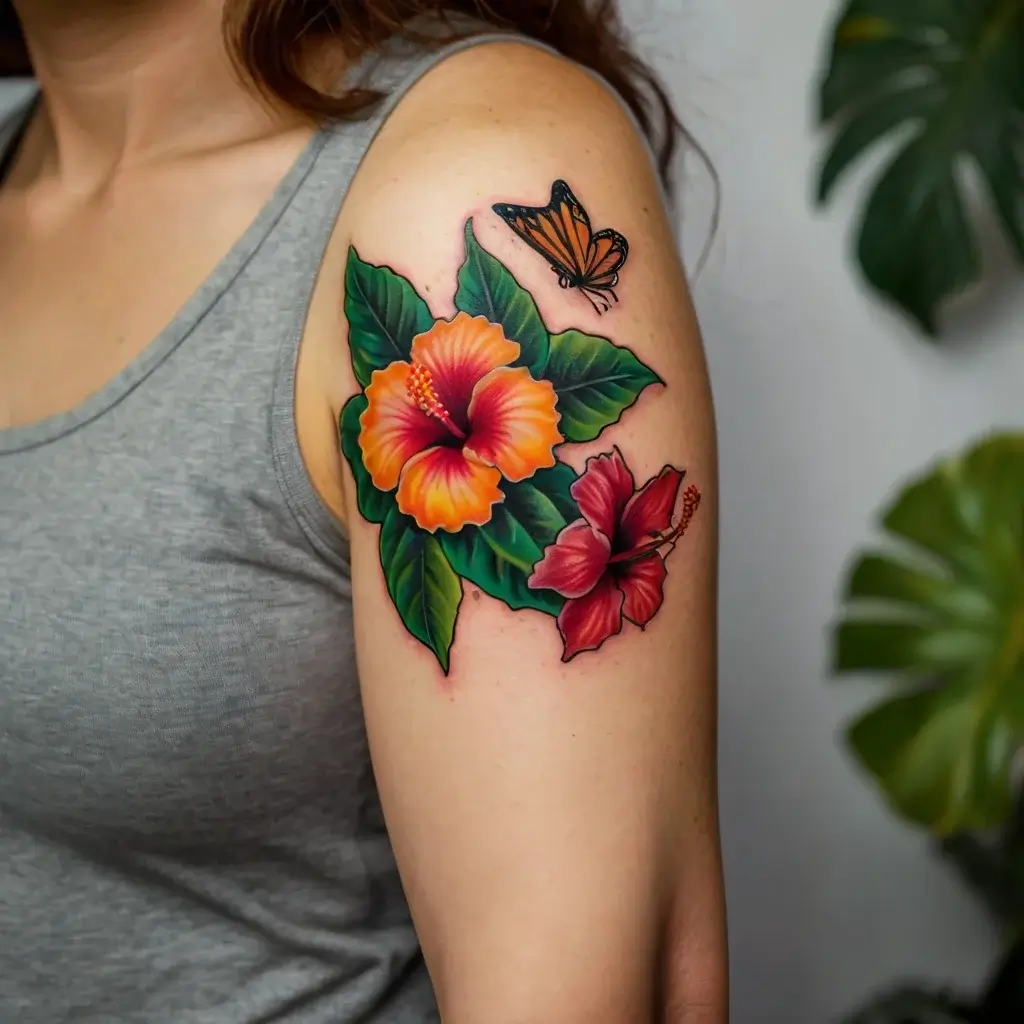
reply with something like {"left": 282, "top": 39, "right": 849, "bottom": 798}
{"left": 528, "top": 448, "right": 701, "bottom": 662}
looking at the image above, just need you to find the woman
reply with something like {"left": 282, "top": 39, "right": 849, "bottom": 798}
{"left": 0, "top": 1, "right": 725, "bottom": 1021}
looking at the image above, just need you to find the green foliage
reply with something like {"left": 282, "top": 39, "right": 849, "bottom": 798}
{"left": 344, "top": 248, "right": 434, "bottom": 387}
{"left": 833, "top": 434, "right": 1024, "bottom": 833}
{"left": 455, "top": 219, "right": 550, "bottom": 376}
{"left": 441, "top": 463, "right": 580, "bottom": 615}
{"left": 816, "top": 0, "right": 1024, "bottom": 336}
{"left": 378, "top": 506, "right": 462, "bottom": 675}
{"left": 339, "top": 220, "right": 663, "bottom": 671}
{"left": 544, "top": 330, "right": 663, "bottom": 443}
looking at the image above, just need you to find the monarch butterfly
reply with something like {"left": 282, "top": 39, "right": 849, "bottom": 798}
{"left": 492, "top": 180, "right": 630, "bottom": 315}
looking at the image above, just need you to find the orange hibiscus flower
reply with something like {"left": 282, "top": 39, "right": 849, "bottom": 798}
{"left": 358, "top": 312, "right": 563, "bottom": 533}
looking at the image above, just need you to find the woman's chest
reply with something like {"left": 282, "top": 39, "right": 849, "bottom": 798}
{"left": 0, "top": 446, "right": 363, "bottom": 843}
{"left": 0, "top": 121, "right": 317, "bottom": 432}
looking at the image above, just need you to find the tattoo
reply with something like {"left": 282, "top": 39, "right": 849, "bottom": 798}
{"left": 493, "top": 180, "right": 629, "bottom": 315}
{"left": 339, "top": 205, "right": 699, "bottom": 675}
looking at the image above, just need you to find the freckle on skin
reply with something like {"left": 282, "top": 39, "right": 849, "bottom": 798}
{"left": 472, "top": 590, "right": 481, "bottom": 602}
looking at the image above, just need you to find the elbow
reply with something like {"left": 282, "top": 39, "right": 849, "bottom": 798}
{"left": 660, "top": 909, "right": 729, "bottom": 1023}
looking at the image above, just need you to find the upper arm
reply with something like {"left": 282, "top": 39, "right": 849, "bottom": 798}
{"left": 335, "top": 43, "right": 723, "bottom": 1023}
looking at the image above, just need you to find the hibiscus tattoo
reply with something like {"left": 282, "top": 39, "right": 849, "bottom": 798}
{"left": 359, "top": 312, "right": 562, "bottom": 533}
{"left": 339, "top": 194, "right": 701, "bottom": 676}
{"left": 528, "top": 450, "right": 701, "bottom": 661}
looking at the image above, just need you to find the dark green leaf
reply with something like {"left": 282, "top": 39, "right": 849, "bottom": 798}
{"left": 846, "top": 553, "right": 949, "bottom": 605}
{"left": 975, "top": 119, "right": 1024, "bottom": 262}
{"left": 543, "top": 330, "right": 662, "bottom": 444}
{"left": 454, "top": 218, "right": 549, "bottom": 376}
{"left": 817, "top": 83, "right": 944, "bottom": 202}
{"left": 441, "top": 462, "right": 580, "bottom": 615}
{"left": 848, "top": 685, "right": 1015, "bottom": 833}
{"left": 832, "top": 433, "right": 1024, "bottom": 834}
{"left": 338, "top": 395, "right": 395, "bottom": 525}
{"left": 882, "top": 463, "right": 991, "bottom": 582}
{"left": 846, "top": 552, "right": 996, "bottom": 623}
{"left": 345, "top": 247, "right": 434, "bottom": 388}
{"left": 820, "top": 37, "right": 943, "bottom": 121}
{"left": 816, "top": 0, "right": 1024, "bottom": 335}
{"left": 857, "top": 137, "right": 979, "bottom": 336}
{"left": 834, "top": 620, "right": 991, "bottom": 674}
{"left": 379, "top": 506, "right": 462, "bottom": 674}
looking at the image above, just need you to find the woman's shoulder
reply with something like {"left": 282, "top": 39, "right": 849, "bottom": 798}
{"left": 343, "top": 35, "right": 662, "bottom": 235}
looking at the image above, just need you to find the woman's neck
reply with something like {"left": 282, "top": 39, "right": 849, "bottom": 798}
{"left": 11, "top": 0, "right": 297, "bottom": 188}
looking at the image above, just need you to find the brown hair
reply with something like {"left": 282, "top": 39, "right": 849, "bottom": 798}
{"left": 0, "top": 1, "right": 681, "bottom": 181}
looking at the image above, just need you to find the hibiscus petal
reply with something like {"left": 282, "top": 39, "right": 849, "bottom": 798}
{"left": 464, "top": 367, "right": 562, "bottom": 482}
{"left": 556, "top": 575, "right": 625, "bottom": 662}
{"left": 620, "top": 467, "right": 685, "bottom": 551}
{"left": 411, "top": 312, "right": 520, "bottom": 425}
{"left": 528, "top": 520, "right": 610, "bottom": 599}
{"left": 617, "top": 554, "right": 668, "bottom": 627}
{"left": 570, "top": 448, "right": 635, "bottom": 540}
{"left": 359, "top": 362, "right": 450, "bottom": 491}
{"left": 397, "top": 446, "right": 503, "bottom": 533}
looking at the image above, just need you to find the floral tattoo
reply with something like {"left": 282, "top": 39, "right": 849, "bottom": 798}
{"left": 339, "top": 182, "right": 701, "bottom": 674}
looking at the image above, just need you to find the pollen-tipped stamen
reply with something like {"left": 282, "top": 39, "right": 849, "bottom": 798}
{"left": 406, "top": 363, "right": 467, "bottom": 440}
{"left": 607, "top": 485, "right": 703, "bottom": 565}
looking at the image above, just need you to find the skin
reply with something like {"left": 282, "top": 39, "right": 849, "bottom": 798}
{"left": 0, "top": 2, "right": 727, "bottom": 1021}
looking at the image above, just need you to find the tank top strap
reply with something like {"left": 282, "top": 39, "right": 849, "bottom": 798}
{"left": 266, "top": 31, "right": 549, "bottom": 567}
{"left": 0, "top": 90, "right": 35, "bottom": 183}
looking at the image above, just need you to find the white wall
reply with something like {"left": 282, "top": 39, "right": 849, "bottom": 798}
{"left": 629, "top": 0, "right": 1012, "bottom": 1020}
{"left": 2, "top": 1, "right": 1016, "bottom": 1019}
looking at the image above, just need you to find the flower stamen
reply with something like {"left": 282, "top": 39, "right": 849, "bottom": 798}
{"left": 406, "top": 363, "right": 466, "bottom": 440}
{"left": 607, "top": 485, "right": 703, "bottom": 565}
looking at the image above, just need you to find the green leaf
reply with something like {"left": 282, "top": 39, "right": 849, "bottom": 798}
{"left": 816, "top": 0, "right": 1024, "bottom": 336}
{"left": 834, "top": 620, "right": 992, "bottom": 674}
{"left": 857, "top": 138, "right": 979, "bottom": 336}
{"left": 846, "top": 553, "right": 995, "bottom": 622}
{"left": 454, "top": 219, "right": 549, "bottom": 376}
{"left": 379, "top": 506, "right": 462, "bottom": 674}
{"left": 441, "top": 462, "right": 580, "bottom": 615}
{"left": 345, "top": 247, "right": 434, "bottom": 388}
{"left": 543, "top": 330, "right": 662, "bottom": 444}
{"left": 848, "top": 686, "right": 1015, "bottom": 833}
{"left": 820, "top": 37, "right": 943, "bottom": 120}
{"left": 832, "top": 433, "right": 1024, "bottom": 834}
{"left": 338, "top": 395, "right": 395, "bottom": 525}
{"left": 817, "top": 83, "right": 944, "bottom": 202}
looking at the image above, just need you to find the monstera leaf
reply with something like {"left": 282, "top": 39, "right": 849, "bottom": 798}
{"left": 816, "top": 0, "right": 1024, "bottom": 336}
{"left": 833, "top": 434, "right": 1024, "bottom": 834}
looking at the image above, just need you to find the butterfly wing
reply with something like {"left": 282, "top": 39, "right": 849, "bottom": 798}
{"left": 549, "top": 180, "right": 594, "bottom": 280}
{"left": 584, "top": 228, "right": 629, "bottom": 288}
{"left": 492, "top": 180, "right": 592, "bottom": 285}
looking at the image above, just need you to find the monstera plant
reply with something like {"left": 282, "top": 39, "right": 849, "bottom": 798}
{"left": 816, "top": 0, "right": 1024, "bottom": 336}
{"left": 833, "top": 434, "right": 1024, "bottom": 1023}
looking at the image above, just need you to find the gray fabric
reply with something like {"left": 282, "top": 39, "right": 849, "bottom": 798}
{"left": 0, "top": 33, "right": 529, "bottom": 1023}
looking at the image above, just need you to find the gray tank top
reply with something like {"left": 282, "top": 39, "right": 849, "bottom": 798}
{"left": 0, "top": 32, "right": 527, "bottom": 1023}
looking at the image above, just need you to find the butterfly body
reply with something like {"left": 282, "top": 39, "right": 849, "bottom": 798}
{"left": 493, "top": 180, "right": 629, "bottom": 314}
